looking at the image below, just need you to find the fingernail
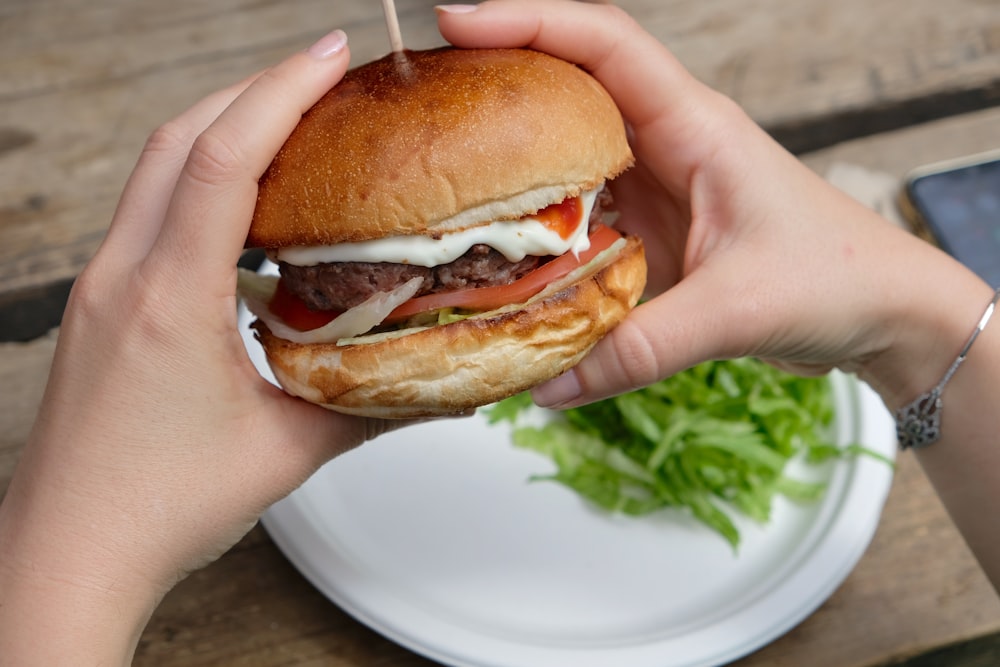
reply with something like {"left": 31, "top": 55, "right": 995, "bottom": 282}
{"left": 531, "top": 371, "right": 581, "bottom": 409}
{"left": 435, "top": 4, "right": 479, "bottom": 14}
{"left": 307, "top": 29, "right": 348, "bottom": 59}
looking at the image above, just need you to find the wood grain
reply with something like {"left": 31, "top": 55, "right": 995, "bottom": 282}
{"left": 1, "top": 0, "right": 998, "bottom": 324}
{"left": 4, "top": 0, "right": 1000, "bottom": 663}
{"left": 4, "top": 110, "right": 1000, "bottom": 665}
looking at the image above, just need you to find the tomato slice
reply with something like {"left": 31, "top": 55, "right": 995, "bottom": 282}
{"left": 268, "top": 279, "right": 342, "bottom": 332}
{"left": 385, "top": 224, "right": 621, "bottom": 322}
{"left": 268, "top": 224, "right": 623, "bottom": 330}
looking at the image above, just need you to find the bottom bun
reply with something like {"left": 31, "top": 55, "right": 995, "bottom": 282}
{"left": 252, "top": 234, "right": 646, "bottom": 418}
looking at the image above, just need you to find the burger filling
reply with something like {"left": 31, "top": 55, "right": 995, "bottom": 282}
{"left": 276, "top": 186, "right": 612, "bottom": 314}
{"left": 240, "top": 186, "right": 621, "bottom": 342}
{"left": 278, "top": 245, "right": 545, "bottom": 312}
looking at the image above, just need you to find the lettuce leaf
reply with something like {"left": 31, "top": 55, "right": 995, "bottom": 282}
{"left": 488, "top": 358, "right": 854, "bottom": 550}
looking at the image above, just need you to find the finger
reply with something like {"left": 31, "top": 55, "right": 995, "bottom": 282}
{"left": 249, "top": 388, "right": 452, "bottom": 501}
{"left": 436, "top": 1, "right": 738, "bottom": 205}
{"left": 530, "top": 271, "right": 753, "bottom": 408}
{"left": 436, "top": 1, "right": 703, "bottom": 131}
{"left": 99, "top": 74, "right": 263, "bottom": 264}
{"left": 608, "top": 163, "right": 689, "bottom": 296}
{"left": 150, "top": 29, "right": 351, "bottom": 289}
{"left": 280, "top": 398, "right": 476, "bottom": 470}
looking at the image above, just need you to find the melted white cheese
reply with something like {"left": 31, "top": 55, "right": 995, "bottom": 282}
{"left": 274, "top": 186, "right": 601, "bottom": 268}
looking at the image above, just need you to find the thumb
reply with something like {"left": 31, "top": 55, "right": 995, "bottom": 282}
{"left": 530, "top": 272, "right": 752, "bottom": 408}
{"left": 256, "top": 392, "right": 420, "bottom": 488}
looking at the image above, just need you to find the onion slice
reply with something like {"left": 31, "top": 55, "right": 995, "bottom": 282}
{"left": 237, "top": 268, "right": 424, "bottom": 344}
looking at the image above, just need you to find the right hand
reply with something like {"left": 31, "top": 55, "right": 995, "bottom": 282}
{"left": 437, "top": 0, "right": 992, "bottom": 411}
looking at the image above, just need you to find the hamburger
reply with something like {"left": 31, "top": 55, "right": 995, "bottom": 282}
{"left": 238, "top": 47, "right": 646, "bottom": 418}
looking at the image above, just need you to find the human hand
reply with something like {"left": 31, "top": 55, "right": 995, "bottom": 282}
{"left": 0, "top": 29, "right": 411, "bottom": 664}
{"left": 437, "top": 1, "right": 992, "bottom": 411}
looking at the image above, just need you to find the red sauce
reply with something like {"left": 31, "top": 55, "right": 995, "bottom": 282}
{"left": 533, "top": 196, "right": 582, "bottom": 240}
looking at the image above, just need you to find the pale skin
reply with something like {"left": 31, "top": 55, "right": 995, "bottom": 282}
{"left": 437, "top": 1, "right": 1000, "bottom": 584}
{"left": 0, "top": 1, "right": 997, "bottom": 664}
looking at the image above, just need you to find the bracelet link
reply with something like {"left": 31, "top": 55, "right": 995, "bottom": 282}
{"left": 895, "top": 287, "right": 1000, "bottom": 451}
{"left": 895, "top": 388, "right": 943, "bottom": 450}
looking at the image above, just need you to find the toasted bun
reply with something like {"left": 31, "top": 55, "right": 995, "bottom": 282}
{"left": 252, "top": 234, "right": 646, "bottom": 418}
{"left": 247, "top": 47, "right": 634, "bottom": 247}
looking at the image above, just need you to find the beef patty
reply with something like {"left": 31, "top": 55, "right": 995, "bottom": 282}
{"left": 278, "top": 188, "right": 613, "bottom": 312}
{"left": 279, "top": 246, "right": 543, "bottom": 311}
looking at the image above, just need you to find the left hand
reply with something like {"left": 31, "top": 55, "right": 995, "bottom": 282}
{"left": 0, "top": 29, "right": 410, "bottom": 664}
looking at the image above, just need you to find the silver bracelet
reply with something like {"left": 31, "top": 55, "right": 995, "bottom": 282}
{"left": 895, "top": 287, "right": 1000, "bottom": 450}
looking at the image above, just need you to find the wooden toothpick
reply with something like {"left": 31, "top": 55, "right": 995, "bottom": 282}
{"left": 381, "top": 0, "right": 405, "bottom": 53}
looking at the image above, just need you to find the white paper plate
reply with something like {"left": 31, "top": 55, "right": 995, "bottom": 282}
{"left": 239, "top": 271, "right": 897, "bottom": 667}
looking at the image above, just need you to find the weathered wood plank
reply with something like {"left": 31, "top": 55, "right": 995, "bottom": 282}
{"left": 1, "top": 0, "right": 998, "bottom": 325}
{"left": 2, "top": 108, "right": 1000, "bottom": 666}
{"left": 803, "top": 105, "right": 1000, "bottom": 180}
{"left": 0, "top": 0, "right": 448, "bottom": 309}
{"left": 3, "top": 3, "right": 1000, "bottom": 659}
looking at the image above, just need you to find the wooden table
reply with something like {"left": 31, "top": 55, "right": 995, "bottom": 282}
{"left": 3, "top": 1, "right": 1000, "bottom": 665}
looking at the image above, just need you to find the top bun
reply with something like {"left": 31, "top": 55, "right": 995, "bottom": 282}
{"left": 247, "top": 47, "right": 634, "bottom": 248}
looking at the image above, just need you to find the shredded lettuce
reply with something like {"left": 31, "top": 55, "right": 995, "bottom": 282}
{"left": 487, "top": 358, "right": 865, "bottom": 550}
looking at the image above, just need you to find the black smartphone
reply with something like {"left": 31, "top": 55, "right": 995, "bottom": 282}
{"left": 899, "top": 149, "right": 1000, "bottom": 288}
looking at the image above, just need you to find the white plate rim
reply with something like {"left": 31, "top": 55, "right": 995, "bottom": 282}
{"left": 240, "top": 268, "right": 897, "bottom": 667}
